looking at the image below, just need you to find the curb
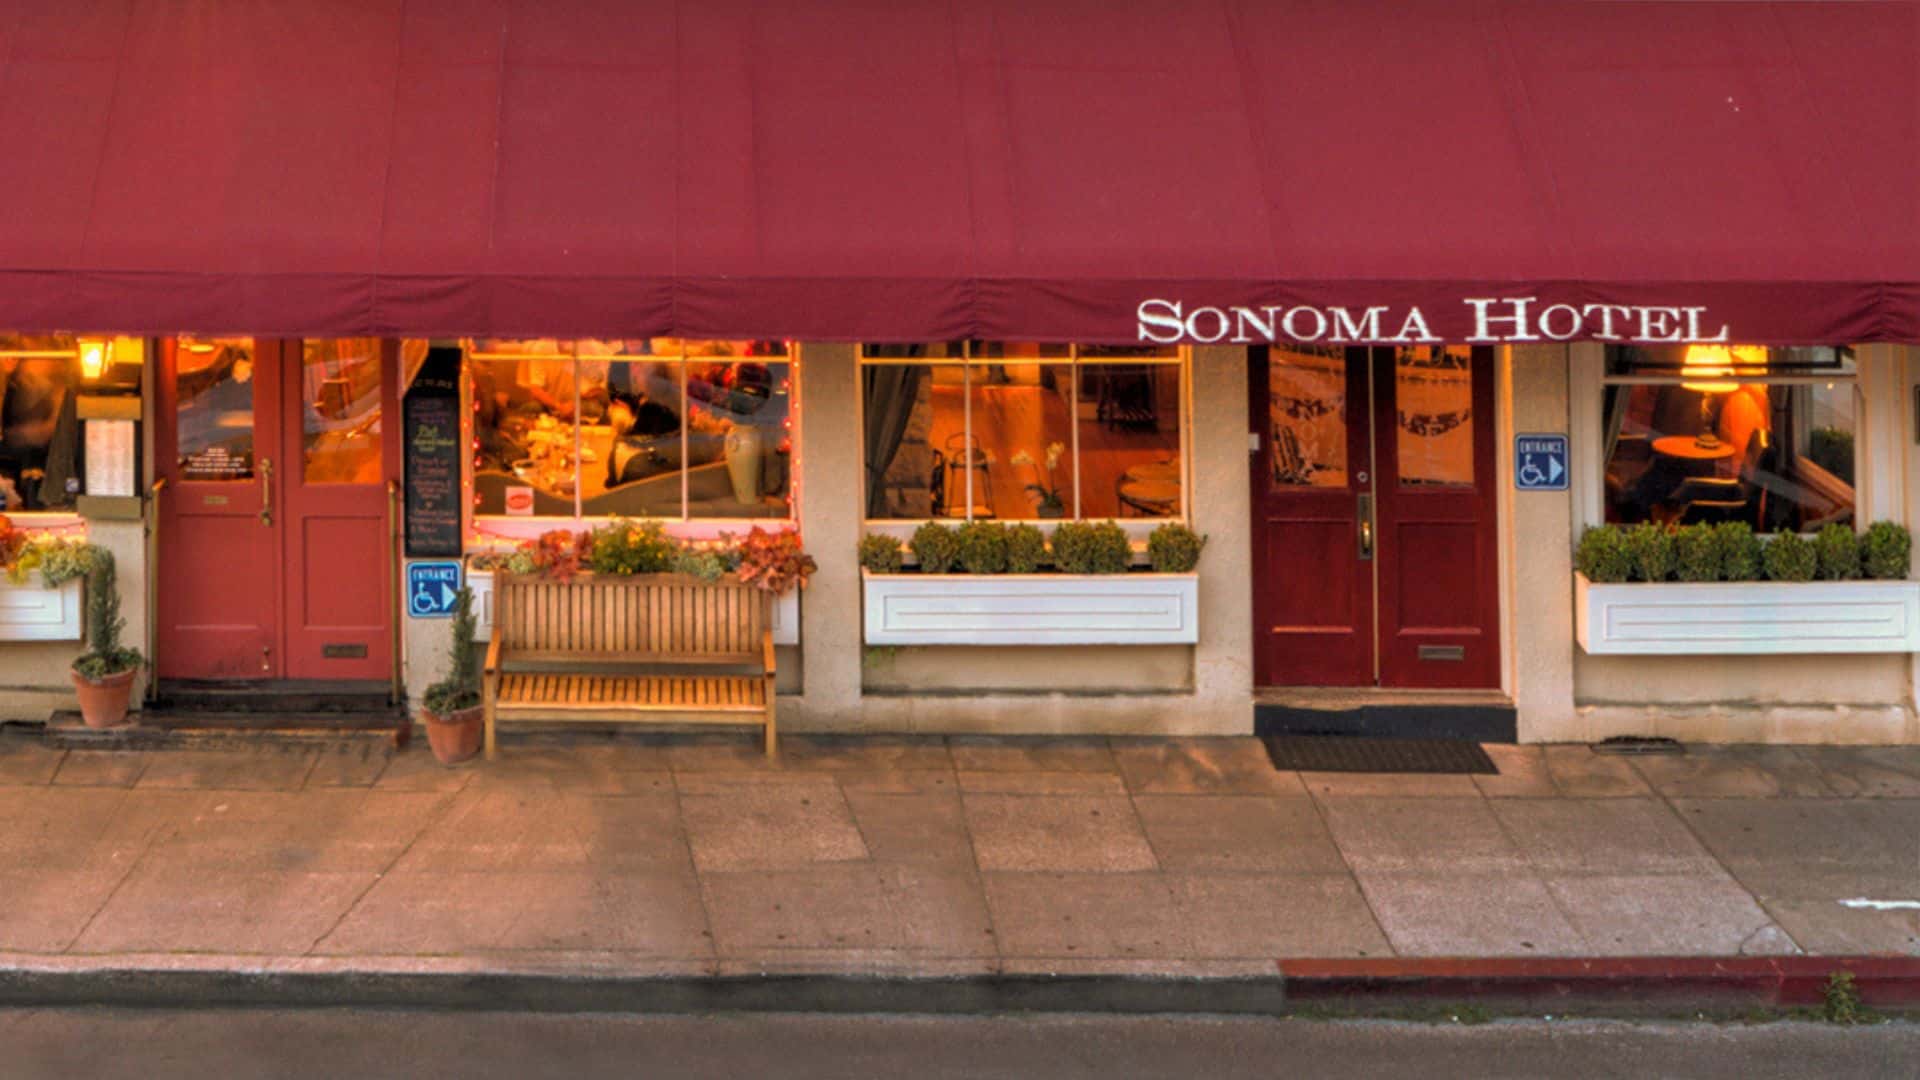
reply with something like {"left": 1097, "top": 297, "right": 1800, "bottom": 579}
{"left": 2, "top": 956, "right": 1917, "bottom": 1016}
{"left": 1278, "top": 957, "right": 1920, "bottom": 1015}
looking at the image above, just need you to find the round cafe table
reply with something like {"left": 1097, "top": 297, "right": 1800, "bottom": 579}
{"left": 1118, "top": 461, "right": 1180, "bottom": 517}
{"left": 1650, "top": 436, "right": 1736, "bottom": 462}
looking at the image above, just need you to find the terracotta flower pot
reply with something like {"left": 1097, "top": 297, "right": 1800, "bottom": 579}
{"left": 422, "top": 704, "right": 484, "bottom": 765}
{"left": 71, "top": 667, "right": 137, "bottom": 730}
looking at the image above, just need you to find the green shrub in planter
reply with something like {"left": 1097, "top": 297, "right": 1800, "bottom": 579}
{"left": 1620, "top": 523, "right": 1674, "bottom": 583}
{"left": 1574, "top": 526, "right": 1631, "bottom": 583}
{"left": 956, "top": 521, "right": 1010, "bottom": 574}
{"left": 1861, "top": 521, "right": 1912, "bottom": 580}
{"left": 1005, "top": 524, "right": 1046, "bottom": 574}
{"left": 586, "top": 518, "right": 677, "bottom": 575}
{"left": 1762, "top": 531, "right": 1817, "bottom": 582}
{"left": 1673, "top": 524, "right": 1720, "bottom": 582}
{"left": 1146, "top": 523, "right": 1206, "bottom": 573}
{"left": 670, "top": 547, "right": 728, "bottom": 583}
{"left": 857, "top": 533, "right": 904, "bottom": 574}
{"left": 1711, "top": 521, "right": 1762, "bottom": 582}
{"left": 910, "top": 522, "right": 962, "bottom": 574}
{"left": 1052, "top": 520, "right": 1132, "bottom": 574}
{"left": 1814, "top": 523, "right": 1861, "bottom": 580}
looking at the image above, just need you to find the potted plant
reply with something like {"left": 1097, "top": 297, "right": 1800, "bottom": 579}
{"left": 69, "top": 548, "right": 143, "bottom": 729}
{"left": 420, "top": 585, "right": 483, "bottom": 764}
{"left": 1011, "top": 442, "right": 1068, "bottom": 518}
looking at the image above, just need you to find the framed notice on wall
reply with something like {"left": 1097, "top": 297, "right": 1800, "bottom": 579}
{"left": 403, "top": 346, "right": 464, "bottom": 557}
{"left": 83, "top": 418, "right": 136, "bottom": 497}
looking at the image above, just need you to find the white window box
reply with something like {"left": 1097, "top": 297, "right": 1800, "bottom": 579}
{"left": 862, "top": 569, "right": 1199, "bottom": 645}
{"left": 1575, "top": 572, "right": 1920, "bottom": 655}
{"left": 464, "top": 567, "right": 799, "bottom": 646}
{"left": 0, "top": 577, "right": 83, "bottom": 642}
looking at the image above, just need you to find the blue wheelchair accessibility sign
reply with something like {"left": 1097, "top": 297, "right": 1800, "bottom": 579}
{"left": 1515, "top": 434, "right": 1568, "bottom": 491}
{"left": 407, "top": 562, "right": 463, "bottom": 618}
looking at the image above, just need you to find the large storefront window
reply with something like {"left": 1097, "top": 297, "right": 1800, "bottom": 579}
{"left": 0, "top": 333, "right": 140, "bottom": 512}
{"left": 860, "top": 343, "right": 1185, "bottom": 521}
{"left": 1601, "top": 344, "right": 1856, "bottom": 531}
{"left": 467, "top": 339, "right": 792, "bottom": 520}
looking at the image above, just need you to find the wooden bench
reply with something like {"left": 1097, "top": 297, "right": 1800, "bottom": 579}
{"left": 482, "top": 574, "right": 777, "bottom": 758}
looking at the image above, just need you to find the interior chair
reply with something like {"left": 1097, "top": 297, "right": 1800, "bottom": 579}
{"left": 1673, "top": 429, "right": 1769, "bottom": 528}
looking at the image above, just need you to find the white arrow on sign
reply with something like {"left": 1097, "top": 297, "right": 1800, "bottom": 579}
{"left": 1548, "top": 456, "right": 1564, "bottom": 483}
{"left": 440, "top": 583, "right": 458, "bottom": 609}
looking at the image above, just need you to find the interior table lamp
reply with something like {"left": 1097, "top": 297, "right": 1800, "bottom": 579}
{"left": 1679, "top": 344, "right": 1744, "bottom": 450}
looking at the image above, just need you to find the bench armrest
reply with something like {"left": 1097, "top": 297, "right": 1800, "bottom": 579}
{"left": 484, "top": 633, "right": 502, "bottom": 676}
{"left": 762, "top": 627, "right": 776, "bottom": 674}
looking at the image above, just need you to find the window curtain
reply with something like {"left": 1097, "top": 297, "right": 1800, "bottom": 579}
{"left": 862, "top": 365, "right": 924, "bottom": 518}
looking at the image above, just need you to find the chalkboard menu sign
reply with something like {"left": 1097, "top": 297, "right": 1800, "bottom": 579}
{"left": 403, "top": 346, "right": 464, "bottom": 557}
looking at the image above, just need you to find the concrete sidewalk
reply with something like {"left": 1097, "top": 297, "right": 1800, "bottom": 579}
{"left": 0, "top": 729, "right": 1915, "bottom": 990}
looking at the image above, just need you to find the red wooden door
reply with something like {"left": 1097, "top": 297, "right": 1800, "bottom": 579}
{"left": 156, "top": 337, "right": 284, "bottom": 679}
{"left": 280, "top": 338, "right": 397, "bottom": 680}
{"left": 1251, "top": 346, "right": 1499, "bottom": 689}
{"left": 157, "top": 337, "right": 397, "bottom": 683}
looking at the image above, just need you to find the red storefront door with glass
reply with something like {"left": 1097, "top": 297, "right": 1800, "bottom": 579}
{"left": 157, "top": 338, "right": 396, "bottom": 682}
{"left": 1250, "top": 345, "right": 1499, "bottom": 689}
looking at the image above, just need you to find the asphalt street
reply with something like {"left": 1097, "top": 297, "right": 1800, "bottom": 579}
{"left": 0, "top": 1009, "right": 1915, "bottom": 1079}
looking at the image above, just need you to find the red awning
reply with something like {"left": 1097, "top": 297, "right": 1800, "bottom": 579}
{"left": 0, "top": 1, "right": 1915, "bottom": 345}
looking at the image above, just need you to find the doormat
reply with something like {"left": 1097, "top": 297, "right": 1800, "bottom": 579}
{"left": 1260, "top": 734, "right": 1496, "bottom": 775}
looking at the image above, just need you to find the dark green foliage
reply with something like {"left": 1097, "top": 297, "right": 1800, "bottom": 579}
{"left": 1861, "top": 521, "right": 1911, "bottom": 581}
{"left": 1761, "top": 531, "right": 1817, "bottom": 582}
{"left": 1814, "top": 523, "right": 1861, "bottom": 580}
{"left": 1146, "top": 524, "right": 1207, "bottom": 573}
{"left": 1807, "top": 427, "right": 1854, "bottom": 482}
{"left": 1711, "top": 521, "right": 1763, "bottom": 582}
{"left": 71, "top": 550, "right": 142, "bottom": 680}
{"left": 910, "top": 522, "right": 962, "bottom": 574}
{"left": 1051, "top": 520, "right": 1132, "bottom": 574}
{"left": 1620, "top": 523, "right": 1674, "bottom": 583}
{"left": 1574, "top": 526, "right": 1631, "bottom": 583}
{"left": 956, "top": 522, "right": 1010, "bottom": 574}
{"left": 1673, "top": 524, "right": 1721, "bottom": 582}
{"left": 1005, "top": 524, "right": 1047, "bottom": 574}
{"left": 857, "top": 533, "right": 904, "bottom": 574}
{"left": 670, "top": 547, "right": 728, "bottom": 583}
{"left": 585, "top": 518, "right": 676, "bottom": 575}
{"left": 421, "top": 586, "right": 480, "bottom": 716}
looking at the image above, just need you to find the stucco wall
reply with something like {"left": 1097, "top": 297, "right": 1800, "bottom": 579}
{"left": 864, "top": 645, "right": 1192, "bottom": 694}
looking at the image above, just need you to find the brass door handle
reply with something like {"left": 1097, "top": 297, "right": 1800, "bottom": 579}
{"left": 1357, "top": 492, "right": 1374, "bottom": 561}
{"left": 259, "top": 457, "right": 273, "bottom": 526}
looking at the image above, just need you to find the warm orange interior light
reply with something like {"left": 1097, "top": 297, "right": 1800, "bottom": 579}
{"left": 1678, "top": 343, "right": 1753, "bottom": 393}
{"left": 78, "top": 339, "right": 109, "bottom": 380}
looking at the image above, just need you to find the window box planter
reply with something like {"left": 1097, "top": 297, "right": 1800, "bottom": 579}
{"left": 0, "top": 577, "right": 83, "bottom": 642}
{"left": 1574, "top": 572, "right": 1920, "bottom": 655}
{"left": 464, "top": 565, "right": 799, "bottom": 646}
{"left": 862, "top": 569, "right": 1199, "bottom": 645}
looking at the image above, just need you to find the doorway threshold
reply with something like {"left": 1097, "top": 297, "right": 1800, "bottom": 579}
{"left": 146, "top": 680, "right": 404, "bottom": 728}
{"left": 1254, "top": 687, "right": 1516, "bottom": 743}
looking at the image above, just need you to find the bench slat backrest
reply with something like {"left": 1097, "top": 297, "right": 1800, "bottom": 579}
{"left": 495, "top": 575, "right": 769, "bottom": 660}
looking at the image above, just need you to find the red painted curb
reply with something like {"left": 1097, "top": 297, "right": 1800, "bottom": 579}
{"left": 1276, "top": 957, "right": 1920, "bottom": 1009}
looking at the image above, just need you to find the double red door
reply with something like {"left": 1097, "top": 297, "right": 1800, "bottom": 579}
{"left": 156, "top": 337, "right": 397, "bottom": 682}
{"left": 1251, "top": 345, "right": 1499, "bottom": 688}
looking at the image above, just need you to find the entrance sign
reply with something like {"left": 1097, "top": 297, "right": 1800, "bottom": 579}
{"left": 1515, "top": 434, "right": 1568, "bottom": 491}
{"left": 407, "top": 561, "right": 463, "bottom": 618}
{"left": 403, "top": 346, "right": 463, "bottom": 556}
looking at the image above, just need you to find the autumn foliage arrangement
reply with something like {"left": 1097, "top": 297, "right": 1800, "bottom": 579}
{"left": 471, "top": 521, "right": 815, "bottom": 596}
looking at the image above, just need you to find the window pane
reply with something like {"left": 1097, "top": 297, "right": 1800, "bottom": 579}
{"left": 1081, "top": 363, "right": 1181, "bottom": 518}
{"left": 863, "top": 363, "right": 964, "bottom": 519}
{"left": 467, "top": 339, "right": 578, "bottom": 516}
{"left": 174, "top": 336, "right": 256, "bottom": 483}
{"left": 586, "top": 358, "right": 684, "bottom": 518}
{"left": 0, "top": 333, "right": 82, "bottom": 510}
{"left": 687, "top": 359, "right": 793, "bottom": 519}
{"left": 967, "top": 362, "right": 1074, "bottom": 519}
{"left": 1395, "top": 346, "right": 1474, "bottom": 488}
{"left": 1607, "top": 343, "right": 1855, "bottom": 377}
{"left": 301, "top": 338, "right": 383, "bottom": 484}
{"left": 1267, "top": 345, "right": 1347, "bottom": 488}
{"left": 1601, "top": 380, "right": 1856, "bottom": 531}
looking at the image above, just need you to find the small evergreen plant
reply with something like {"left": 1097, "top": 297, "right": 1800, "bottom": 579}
{"left": 1673, "top": 524, "right": 1721, "bottom": 582}
{"left": 71, "top": 550, "right": 143, "bottom": 681}
{"left": 1814, "top": 523, "right": 1862, "bottom": 580}
{"left": 1574, "top": 526, "right": 1630, "bottom": 583}
{"left": 956, "top": 522, "right": 1010, "bottom": 574}
{"left": 857, "top": 533, "right": 904, "bottom": 573}
{"left": 1712, "top": 521, "right": 1763, "bottom": 582}
{"left": 1005, "top": 524, "right": 1047, "bottom": 573}
{"left": 1761, "top": 532, "right": 1817, "bottom": 582}
{"left": 1620, "top": 523, "right": 1674, "bottom": 583}
{"left": 421, "top": 586, "right": 480, "bottom": 716}
{"left": 1146, "top": 524, "right": 1207, "bottom": 573}
{"left": 909, "top": 522, "right": 961, "bottom": 574}
{"left": 1861, "top": 521, "right": 1911, "bottom": 580}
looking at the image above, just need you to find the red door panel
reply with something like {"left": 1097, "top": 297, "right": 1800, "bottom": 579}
{"left": 156, "top": 337, "right": 282, "bottom": 680}
{"left": 281, "top": 338, "right": 396, "bottom": 680}
{"left": 1374, "top": 347, "right": 1499, "bottom": 689}
{"left": 1250, "top": 346, "right": 1372, "bottom": 686}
